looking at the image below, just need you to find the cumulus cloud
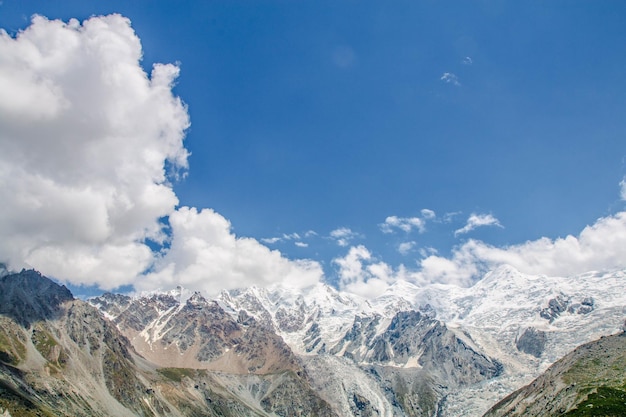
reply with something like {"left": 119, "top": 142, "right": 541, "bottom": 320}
{"left": 462, "top": 56, "right": 473, "bottom": 65}
{"left": 454, "top": 213, "right": 503, "bottom": 236}
{"left": 334, "top": 245, "right": 395, "bottom": 298}
{"left": 0, "top": 14, "right": 323, "bottom": 293}
{"left": 337, "top": 210, "right": 626, "bottom": 294}
{"left": 440, "top": 72, "right": 460, "bottom": 86}
{"left": 419, "top": 211, "right": 626, "bottom": 285}
{"left": 143, "top": 207, "right": 322, "bottom": 296}
{"left": 330, "top": 227, "right": 359, "bottom": 247}
{"left": 620, "top": 178, "right": 626, "bottom": 201}
{"left": 0, "top": 15, "right": 188, "bottom": 288}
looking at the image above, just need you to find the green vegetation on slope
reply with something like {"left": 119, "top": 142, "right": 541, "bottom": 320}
{"left": 0, "top": 318, "right": 27, "bottom": 366}
{"left": 157, "top": 367, "right": 206, "bottom": 382}
{"left": 564, "top": 386, "right": 626, "bottom": 416}
{"left": 0, "top": 378, "right": 56, "bottom": 417}
{"left": 560, "top": 335, "right": 626, "bottom": 416}
{"left": 483, "top": 333, "right": 626, "bottom": 417}
{"left": 31, "top": 325, "right": 68, "bottom": 373}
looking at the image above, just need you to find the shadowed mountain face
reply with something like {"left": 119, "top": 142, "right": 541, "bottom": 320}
{"left": 483, "top": 332, "right": 626, "bottom": 417}
{"left": 0, "top": 270, "right": 73, "bottom": 327}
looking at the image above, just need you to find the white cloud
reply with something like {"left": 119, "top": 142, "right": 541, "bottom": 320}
{"left": 337, "top": 211, "right": 626, "bottom": 293}
{"left": 262, "top": 230, "right": 314, "bottom": 248}
{"left": 0, "top": 15, "right": 188, "bottom": 288}
{"left": 380, "top": 215, "right": 426, "bottom": 234}
{"left": 440, "top": 72, "right": 460, "bottom": 86}
{"left": 330, "top": 227, "right": 358, "bottom": 247}
{"left": 418, "top": 211, "right": 626, "bottom": 286}
{"left": 333, "top": 245, "right": 394, "bottom": 298}
{"left": 454, "top": 213, "right": 503, "bottom": 236}
{"left": 0, "top": 15, "right": 323, "bottom": 294}
{"left": 418, "top": 247, "right": 438, "bottom": 258}
{"left": 143, "top": 207, "right": 323, "bottom": 296}
{"left": 620, "top": 177, "right": 626, "bottom": 201}
{"left": 262, "top": 232, "right": 304, "bottom": 245}
{"left": 398, "top": 241, "right": 416, "bottom": 255}
{"left": 261, "top": 237, "right": 282, "bottom": 244}
{"left": 421, "top": 208, "right": 436, "bottom": 219}
{"left": 462, "top": 56, "right": 473, "bottom": 65}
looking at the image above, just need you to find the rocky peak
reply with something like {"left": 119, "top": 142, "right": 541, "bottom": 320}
{"left": 185, "top": 291, "right": 208, "bottom": 309}
{"left": 0, "top": 269, "right": 73, "bottom": 326}
{"left": 90, "top": 292, "right": 132, "bottom": 319}
{"left": 540, "top": 293, "right": 595, "bottom": 322}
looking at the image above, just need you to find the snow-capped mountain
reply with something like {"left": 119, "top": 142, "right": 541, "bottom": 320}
{"left": 91, "top": 282, "right": 501, "bottom": 415}
{"left": 0, "top": 269, "right": 337, "bottom": 416}
{"left": 89, "top": 264, "right": 626, "bottom": 416}
{"left": 208, "top": 265, "right": 625, "bottom": 415}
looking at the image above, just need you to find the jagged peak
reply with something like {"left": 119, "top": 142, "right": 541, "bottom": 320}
{"left": 0, "top": 268, "right": 74, "bottom": 326}
{"left": 472, "top": 264, "right": 538, "bottom": 291}
{"left": 131, "top": 284, "right": 199, "bottom": 305}
{"left": 187, "top": 291, "right": 208, "bottom": 306}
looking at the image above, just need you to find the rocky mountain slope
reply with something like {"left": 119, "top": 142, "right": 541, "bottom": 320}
{"left": 483, "top": 330, "right": 626, "bottom": 416}
{"left": 212, "top": 266, "right": 626, "bottom": 416}
{"left": 92, "top": 284, "right": 503, "bottom": 416}
{"left": 2, "top": 264, "right": 625, "bottom": 416}
{"left": 88, "top": 265, "right": 626, "bottom": 416}
{"left": 0, "top": 269, "right": 334, "bottom": 416}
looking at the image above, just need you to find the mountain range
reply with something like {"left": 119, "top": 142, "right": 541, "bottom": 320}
{"left": 1, "top": 264, "right": 625, "bottom": 416}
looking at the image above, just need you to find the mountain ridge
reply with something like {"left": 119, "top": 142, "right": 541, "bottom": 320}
{"left": 90, "top": 264, "right": 626, "bottom": 415}
{"left": 2, "top": 264, "right": 625, "bottom": 416}
{"left": 0, "top": 269, "right": 336, "bottom": 416}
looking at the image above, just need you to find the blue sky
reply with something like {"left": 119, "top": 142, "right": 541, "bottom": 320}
{"left": 1, "top": 1, "right": 626, "bottom": 297}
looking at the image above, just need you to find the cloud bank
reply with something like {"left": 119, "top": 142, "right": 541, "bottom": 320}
{"left": 335, "top": 211, "right": 626, "bottom": 297}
